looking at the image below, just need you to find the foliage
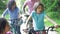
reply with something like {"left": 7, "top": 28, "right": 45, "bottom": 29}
{"left": 0, "top": 0, "right": 60, "bottom": 19}
{"left": 41, "top": 0, "right": 60, "bottom": 19}
{"left": 0, "top": 0, "right": 8, "bottom": 9}
{"left": 0, "top": 0, "right": 8, "bottom": 14}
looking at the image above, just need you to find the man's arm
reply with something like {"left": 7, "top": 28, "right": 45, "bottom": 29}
{"left": 22, "top": 1, "right": 27, "bottom": 14}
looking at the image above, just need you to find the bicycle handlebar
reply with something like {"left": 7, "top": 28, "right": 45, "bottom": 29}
{"left": 46, "top": 26, "right": 60, "bottom": 34}
{"left": 48, "top": 26, "right": 60, "bottom": 29}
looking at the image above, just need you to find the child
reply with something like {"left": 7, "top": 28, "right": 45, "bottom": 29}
{"left": 22, "top": 0, "right": 40, "bottom": 32}
{"left": 26, "top": 2, "right": 58, "bottom": 34}
{"left": 22, "top": 0, "right": 40, "bottom": 14}
{"left": 2, "top": 0, "right": 21, "bottom": 34}
{"left": 0, "top": 18, "right": 12, "bottom": 34}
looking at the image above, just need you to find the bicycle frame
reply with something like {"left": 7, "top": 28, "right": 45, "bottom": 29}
{"left": 29, "top": 26, "right": 60, "bottom": 34}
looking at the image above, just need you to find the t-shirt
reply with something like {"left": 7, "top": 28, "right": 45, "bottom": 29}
{"left": 25, "top": 0, "right": 40, "bottom": 14}
{"left": 31, "top": 10, "right": 45, "bottom": 31}
{"left": 2, "top": 7, "right": 19, "bottom": 19}
{"left": 6, "top": 31, "right": 12, "bottom": 34}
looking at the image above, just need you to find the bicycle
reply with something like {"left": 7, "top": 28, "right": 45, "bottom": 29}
{"left": 21, "top": 25, "right": 60, "bottom": 34}
{"left": 8, "top": 14, "right": 31, "bottom": 34}
{"left": 8, "top": 17, "right": 23, "bottom": 34}
{"left": 20, "top": 14, "right": 33, "bottom": 34}
{"left": 20, "top": 14, "right": 60, "bottom": 34}
{"left": 46, "top": 26, "right": 60, "bottom": 34}
{"left": 28, "top": 26, "right": 60, "bottom": 34}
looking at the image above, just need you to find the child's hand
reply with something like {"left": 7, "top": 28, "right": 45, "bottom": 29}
{"left": 23, "top": 29, "right": 28, "bottom": 33}
{"left": 54, "top": 25, "right": 59, "bottom": 28}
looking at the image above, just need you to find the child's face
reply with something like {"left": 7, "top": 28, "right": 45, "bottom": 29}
{"left": 12, "top": 3, "right": 16, "bottom": 10}
{"left": 5, "top": 24, "right": 10, "bottom": 33}
{"left": 36, "top": 5, "right": 43, "bottom": 14}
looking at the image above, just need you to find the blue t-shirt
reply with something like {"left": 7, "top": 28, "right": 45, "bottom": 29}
{"left": 31, "top": 10, "right": 45, "bottom": 31}
{"left": 2, "top": 7, "right": 19, "bottom": 19}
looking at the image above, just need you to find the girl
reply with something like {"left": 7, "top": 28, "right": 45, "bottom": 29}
{"left": 0, "top": 18, "right": 12, "bottom": 34}
{"left": 2, "top": 0, "right": 21, "bottom": 34}
{"left": 26, "top": 2, "right": 58, "bottom": 34}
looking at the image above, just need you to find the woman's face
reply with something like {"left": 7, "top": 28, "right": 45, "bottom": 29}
{"left": 36, "top": 5, "right": 43, "bottom": 14}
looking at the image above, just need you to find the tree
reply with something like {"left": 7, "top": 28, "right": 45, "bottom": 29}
{"left": 0, "top": 0, "right": 8, "bottom": 9}
{"left": 41, "top": 0, "right": 60, "bottom": 19}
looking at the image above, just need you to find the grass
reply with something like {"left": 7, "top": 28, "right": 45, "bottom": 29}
{"left": 53, "top": 19, "right": 60, "bottom": 25}
{"left": 44, "top": 18, "right": 54, "bottom": 26}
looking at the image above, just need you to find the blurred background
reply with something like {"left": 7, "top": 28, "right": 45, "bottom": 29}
{"left": 0, "top": 0, "right": 60, "bottom": 34}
